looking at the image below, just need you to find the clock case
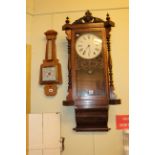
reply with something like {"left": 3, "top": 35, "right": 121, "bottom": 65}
{"left": 39, "top": 30, "right": 62, "bottom": 96}
{"left": 62, "top": 11, "right": 120, "bottom": 131}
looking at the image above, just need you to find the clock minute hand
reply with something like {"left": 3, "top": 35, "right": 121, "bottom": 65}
{"left": 88, "top": 45, "right": 91, "bottom": 56}
{"left": 83, "top": 44, "right": 90, "bottom": 55}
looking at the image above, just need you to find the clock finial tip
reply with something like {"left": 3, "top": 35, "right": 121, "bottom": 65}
{"left": 65, "top": 16, "right": 70, "bottom": 24}
{"left": 106, "top": 13, "right": 110, "bottom": 21}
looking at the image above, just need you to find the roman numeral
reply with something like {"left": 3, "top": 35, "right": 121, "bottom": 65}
{"left": 78, "top": 44, "right": 82, "bottom": 47}
{"left": 95, "top": 48, "right": 99, "bottom": 51}
{"left": 79, "top": 48, "right": 83, "bottom": 52}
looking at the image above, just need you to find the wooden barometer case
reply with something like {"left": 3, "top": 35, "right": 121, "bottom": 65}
{"left": 62, "top": 10, "right": 120, "bottom": 131}
{"left": 39, "top": 30, "right": 62, "bottom": 96}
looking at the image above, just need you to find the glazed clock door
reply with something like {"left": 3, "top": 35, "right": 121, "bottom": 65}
{"left": 72, "top": 29, "right": 109, "bottom": 108}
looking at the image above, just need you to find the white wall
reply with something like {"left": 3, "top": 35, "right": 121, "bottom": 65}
{"left": 26, "top": 1, "right": 129, "bottom": 155}
{"left": 26, "top": 0, "right": 34, "bottom": 44}
{"left": 33, "top": 0, "right": 128, "bottom": 14}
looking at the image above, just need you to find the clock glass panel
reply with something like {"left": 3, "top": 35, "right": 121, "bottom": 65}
{"left": 75, "top": 32, "right": 106, "bottom": 97}
{"left": 47, "top": 40, "right": 52, "bottom": 60}
{"left": 76, "top": 69, "right": 105, "bottom": 97}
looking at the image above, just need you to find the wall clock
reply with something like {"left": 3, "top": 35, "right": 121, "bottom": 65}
{"left": 62, "top": 10, "right": 120, "bottom": 131}
{"left": 39, "top": 30, "right": 62, "bottom": 96}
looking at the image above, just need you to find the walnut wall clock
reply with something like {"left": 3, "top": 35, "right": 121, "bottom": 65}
{"left": 62, "top": 10, "right": 121, "bottom": 131}
{"left": 39, "top": 30, "right": 62, "bottom": 96}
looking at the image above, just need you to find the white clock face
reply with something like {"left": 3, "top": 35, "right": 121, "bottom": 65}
{"left": 75, "top": 33, "right": 102, "bottom": 59}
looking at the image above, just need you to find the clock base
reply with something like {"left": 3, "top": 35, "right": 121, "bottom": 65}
{"left": 73, "top": 127, "right": 110, "bottom": 132}
{"left": 109, "top": 99, "right": 121, "bottom": 105}
{"left": 63, "top": 100, "right": 74, "bottom": 106}
{"left": 74, "top": 107, "right": 110, "bottom": 132}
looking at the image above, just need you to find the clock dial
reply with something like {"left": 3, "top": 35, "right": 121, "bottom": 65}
{"left": 75, "top": 33, "right": 102, "bottom": 59}
{"left": 42, "top": 66, "right": 57, "bottom": 81}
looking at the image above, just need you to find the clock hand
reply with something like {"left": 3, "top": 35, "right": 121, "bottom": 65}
{"left": 83, "top": 50, "right": 86, "bottom": 55}
{"left": 88, "top": 45, "right": 91, "bottom": 56}
{"left": 83, "top": 44, "right": 89, "bottom": 55}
